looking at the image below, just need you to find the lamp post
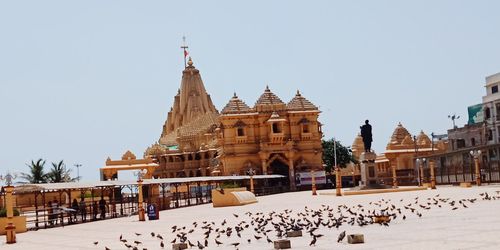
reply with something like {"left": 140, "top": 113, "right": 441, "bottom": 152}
{"left": 246, "top": 166, "right": 256, "bottom": 193}
{"left": 74, "top": 164, "right": 82, "bottom": 182}
{"left": 134, "top": 169, "right": 148, "bottom": 222}
{"left": 420, "top": 158, "right": 426, "bottom": 185}
{"left": 416, "top": 158, "right": 425, "bottom": 186}
{"left": 448, "top": 114, "right": 460, "bottom": 129}
{"left": 429, "top": 159, "right": 436, "bottom": 189}
{"left": 470, "top": 150, "right": 482, "bottom": 186}
{"left": 0, "top": 172, "right": 17, "bottom": 244}
{"left": 335, "top": 167, "right": 342, "bottom": 196}
{"left": 415, "top": 158, "right": 426, "bottom": 186}
{"left": 311, "top": 169, "right": 317, "bottom": 196}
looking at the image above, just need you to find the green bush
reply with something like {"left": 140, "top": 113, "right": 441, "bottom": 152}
{"left": 220, "top": 182, "right": 240, "bottom": 189}
{"left": 0, "top": 208, "right": 20, "bottom": 217}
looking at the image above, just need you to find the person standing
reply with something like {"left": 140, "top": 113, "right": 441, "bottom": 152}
{"left": 99, "top": 196, "right": 106, "bottom": 220}
{"left": 92, "top": 201, "right": 98, "bottom": 220}
{"left": 71, "top": 199, "right": 79, "bottom": 223}
{"left": 79, "top": 197, "right": 87, "bottom": 222}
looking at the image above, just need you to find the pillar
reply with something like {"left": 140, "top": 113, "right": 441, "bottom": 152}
{"left": 261, "top": 159, "right": 267, "bottom": 175}
{"left": 137, "top": 180, "right": 145, "bottom": 221}
{"left": 474, "top": 157, "right": 481, "bottom": 186}
{"left": 391, "top": 165, "right": 398, "bottom": 188}
{"left": 430, "top": 160, "right": 436, "bottom": 189}
{"left": 419, "top": 162, "right": 424, "bottom": 185}
{"left": 250, "top": 175, "right": 255, "bottom": 194}
{"left": 288, "top": 159, "right": 296, "bottom": 191}
{"left": 311, "top": 169, "right": 317, "bottom": 196}
{"left": 5, "top": 185, "right": 16, "bottom": 244}
{"left": 335, "top": 167, "right": 342, "bottom": 196}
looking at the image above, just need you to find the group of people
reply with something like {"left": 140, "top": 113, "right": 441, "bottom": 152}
{"left": 46, "top": 196, "right": 108, "bottom": 226}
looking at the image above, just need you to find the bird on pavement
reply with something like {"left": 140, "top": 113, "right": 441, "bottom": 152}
{"left": 215, "top": 239, "right": 223, "bottom": 246}
{"left": 338, "top": 231, "right": 346, "bottom": 243}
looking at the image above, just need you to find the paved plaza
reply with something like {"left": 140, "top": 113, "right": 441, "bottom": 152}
{"left": 3, "top": 185, "right": 500, "bottom": 250}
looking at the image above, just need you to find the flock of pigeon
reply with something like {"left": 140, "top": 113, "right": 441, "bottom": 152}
{"left": 92, "top": 191, "right": 500, "bottom": 249}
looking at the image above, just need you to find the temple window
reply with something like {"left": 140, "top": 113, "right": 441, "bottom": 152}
{"left": 237, "top": 127, "right": 245, "bottom": 136}
{"left": 302, "top": 124, "right": 310, "bottom": 133}
{"left": 272, "top": 123, "right": 281, "bottom": 133}
{"left": 492, "top": 85, "right": 498, "bottom": 94}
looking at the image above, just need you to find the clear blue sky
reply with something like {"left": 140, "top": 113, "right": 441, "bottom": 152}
{"left": 1, "top": 1, "right": 500, "bottom": 181}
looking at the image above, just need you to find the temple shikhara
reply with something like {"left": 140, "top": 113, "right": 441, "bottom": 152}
{"left": 102, "top": 57, "right": 323, "bottom": 189}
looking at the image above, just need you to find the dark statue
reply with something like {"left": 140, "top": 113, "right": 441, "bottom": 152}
{"left": 360, "top": 120, "right": 372, "bottom": 152}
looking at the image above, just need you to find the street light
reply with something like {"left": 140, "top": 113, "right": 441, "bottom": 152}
{"left": 0, "top": 172, "right": 17, "bottom": 244}
{"left": 470, "top": 150, "right": 482, "bottom": 186}
{"left": 134, "top": 169, "right": 148, "bottom": 221}
{"left": 448, "top": 114, "right": 460, "bottom": 129}
{"left": 246, "top": 164, "right": 256, "bottom": 194}
{"left": 74, "top": 164, "right": 82, "bottom": 182}
{"left": 416, "top": 158, "right": 426, "bottom": 186}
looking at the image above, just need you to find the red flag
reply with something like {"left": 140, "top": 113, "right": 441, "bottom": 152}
{"left": 184, "top": 49, "right": 189, "bottom": 58}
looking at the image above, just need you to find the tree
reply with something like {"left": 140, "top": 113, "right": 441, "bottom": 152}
{"left": 21, "top": 159, "right": 48, "bottom": 184}
{"left": 47, "top": 160, "right": 77, "bottom": 183}
{"left": 322, "top": 138, "right": 358, "bottom": 173}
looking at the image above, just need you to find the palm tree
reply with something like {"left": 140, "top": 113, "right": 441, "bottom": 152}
{"left": 21, "top": 159, "right": 48, "bottom": 184}
{"left": 47, "top": 160, "right": 77, "bottom": 183}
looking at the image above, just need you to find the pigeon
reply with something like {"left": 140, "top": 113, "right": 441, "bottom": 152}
{"left": 338, "top": 231, "right": 346, "bottom": 243}
{"left": 197, "top": 241, "right": 205, "bottom": 249}
{"left": 215, "top": 239, "right": 223, "bottom": 246}
{"left": 160, "top": 241, "right": 164, "bottom": 248}
{"left": 230, "top": 242, "right": 240, "bottom": 247}
{"left": 135, "top": 233, "right": 142, "bottom": 236}
{"left": 93, "top": 241, "right": 99, "bottom": 245}
{"left": 309, "top": 236, "right": 317, "bottom": 246}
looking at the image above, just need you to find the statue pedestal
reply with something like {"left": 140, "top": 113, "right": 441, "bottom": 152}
{"left": 350, "top": 152, "right": 391, "bottom": 190}
{"left": 359, "top": 152, "right": 377, "bottom": 187}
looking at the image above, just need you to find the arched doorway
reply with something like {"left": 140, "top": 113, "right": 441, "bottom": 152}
{"left": 269, "top": 156, "right": 290, "bottom": 187}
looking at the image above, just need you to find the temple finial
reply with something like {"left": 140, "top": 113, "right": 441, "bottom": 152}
{"left": 187, "top": 57, "right": 193, "bottom": 66}
{"left": 181, "top": 36, "right": 189, "bottom": 68}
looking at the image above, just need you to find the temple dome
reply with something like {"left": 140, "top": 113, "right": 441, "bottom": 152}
{"left": 254, "top": 86, "right": 286, "bottom": 112}
{"left": 416, "top": 130, "right": 431, "bottom": 147}
{"left": 221, "top": 93, "right": 253, "bottom": 114}
{"left": 351, "top": 133, "right": 365, "bottom": 158}
{"left": 287, "top": 90, "right": 318, "bottom": 111}
{"left": 160, "top": 57, "right": 219, "bottom": 147}
{"left": 387, "top": 122, "right": 412, "bottom": 149}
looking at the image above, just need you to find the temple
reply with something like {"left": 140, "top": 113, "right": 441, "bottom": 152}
{"left": 374, "top": 123, "right": 446, "bottom": 185}
{"left": 137, "top": 58, "right": 323, "bottom": 190}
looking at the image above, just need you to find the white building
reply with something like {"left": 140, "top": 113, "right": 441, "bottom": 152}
{"left": 482, "top": 72, "right": 500, "bottom": 144}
